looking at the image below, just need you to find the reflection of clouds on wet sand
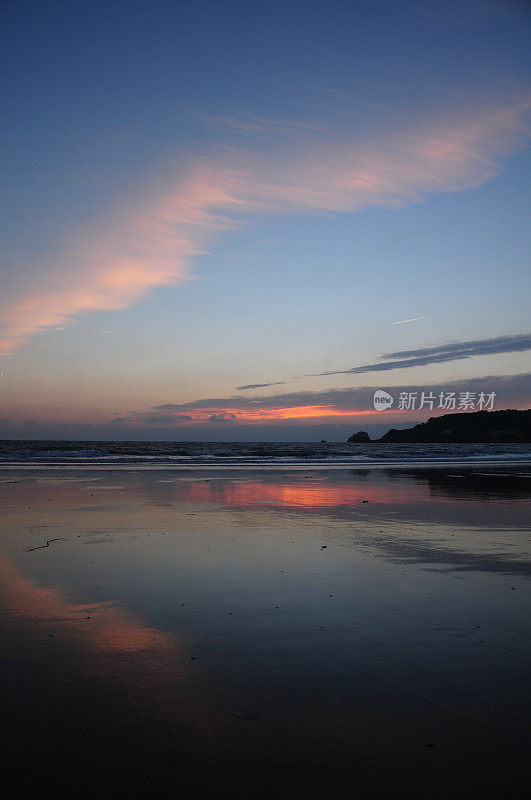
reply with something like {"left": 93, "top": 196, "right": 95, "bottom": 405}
{"left": 2, "top": 467, "right": 529, "bottom": 578}
{"left": 0, "top": 468, "right": 529, "bottom": 593}
{"left": 0, "top": 556, "right": 224, "bottom": 732}
{"left": 356, "top": 533, "right": 531, "bottom": 576}
{"left": 382, "top": 468, "right": 531, "bottom": 502}
{"left": 3, "top": 466, "right": 529, "bottom": 511}
{"left": 180, "top": 477, "right": 400, "bottom": 508}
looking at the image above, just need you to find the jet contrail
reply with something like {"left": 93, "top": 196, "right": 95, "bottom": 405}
{"left": 392, "top": 315, "right": 436, "bottom": 325}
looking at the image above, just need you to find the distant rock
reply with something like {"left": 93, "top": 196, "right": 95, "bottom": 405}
{"left": 347, "top": 431, "right": 371, "bottom": 443}
{"left": 377, "top": 409, "right": 531, "bottom": 443}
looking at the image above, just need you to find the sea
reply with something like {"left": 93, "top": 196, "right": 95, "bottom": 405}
{"left": 0, "top": 439, "right": 530, "bottom": 467}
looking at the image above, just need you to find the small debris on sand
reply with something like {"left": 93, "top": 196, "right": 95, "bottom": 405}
{"left": 27, "top": 538, "right": 65, "bottom": 552}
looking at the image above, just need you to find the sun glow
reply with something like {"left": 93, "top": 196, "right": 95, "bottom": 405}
{"left": 236, "top": 405, "right": 379, "bottom": 420}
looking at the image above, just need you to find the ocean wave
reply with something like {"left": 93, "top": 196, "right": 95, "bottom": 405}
{"left": 0, "top": 440, "right": 530, "bottom": 467}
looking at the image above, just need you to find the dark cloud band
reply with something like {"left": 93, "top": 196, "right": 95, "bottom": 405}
{"left": 315, "top": 333, "right": 531, "bottom": 377}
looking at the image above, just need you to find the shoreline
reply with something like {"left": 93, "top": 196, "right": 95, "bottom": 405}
{"left": 1, "top": 458, "right": 531, "bottom": 471}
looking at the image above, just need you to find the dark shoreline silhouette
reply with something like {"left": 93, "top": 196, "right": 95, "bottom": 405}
{"left": 348, "top": 409, "right": 531, "bottom": 443}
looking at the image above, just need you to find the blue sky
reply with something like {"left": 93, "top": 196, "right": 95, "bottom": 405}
{"left": 1, "top": 0, "right": 530, "bottom": 439}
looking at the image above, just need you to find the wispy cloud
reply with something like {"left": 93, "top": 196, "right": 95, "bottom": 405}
{"left": 237, "top": 333, "right": 531, "bottom": 389}
{"left": 192, "top": 109, "right": 324, "bottom": 134}
{"left": 384, "top": 333, "right": 531, "bottom": 361}
{"left": 235, "top": 381, "right": 286, "bottom": 391}
{"left": 314, "top": 332, "right": 531, "bottom": 377}
{"left": 1, "top": 97, "right": 529, "bottom": 356}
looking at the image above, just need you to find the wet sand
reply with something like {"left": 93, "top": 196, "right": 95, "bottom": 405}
{"left": 1, "top": 466, "right": 529, "bottom": 798}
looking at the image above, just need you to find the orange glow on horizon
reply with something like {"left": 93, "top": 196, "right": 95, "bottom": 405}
{"left": 223, "top": 405, "right": 378, "bottom": 421}
{"left": 249, "top": 405, "right": 377, "bottom": 419}
{"left": 172, "top": 404, "right": 417, "bottom": 425}
{"left": 116, "top": 403, "right": 424, "bottom": 427}
{"left": 158, "top": 405, "right": 403, "bottom": 424}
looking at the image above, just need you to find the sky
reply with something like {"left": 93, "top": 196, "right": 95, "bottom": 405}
{"left": 0, "top": 0, "right": 530, "bottom": 440}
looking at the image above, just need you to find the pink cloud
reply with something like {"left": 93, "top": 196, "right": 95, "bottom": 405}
{"left": 0, "top": 97, "right": 529, "bottom": 356}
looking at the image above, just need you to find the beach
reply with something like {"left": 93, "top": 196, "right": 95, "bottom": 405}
{"left": 1, "top": 463, "right": 529, "bottom": 798}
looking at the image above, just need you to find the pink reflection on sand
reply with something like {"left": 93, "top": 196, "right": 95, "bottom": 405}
{"left": 0, "top": 556, "right": 224, "bottom": 731}
{"left": 182, "top": 478, "right": 405, "bottom": 509}
{"left": 0, "top": 556, "right": 174, "bottom": 654}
